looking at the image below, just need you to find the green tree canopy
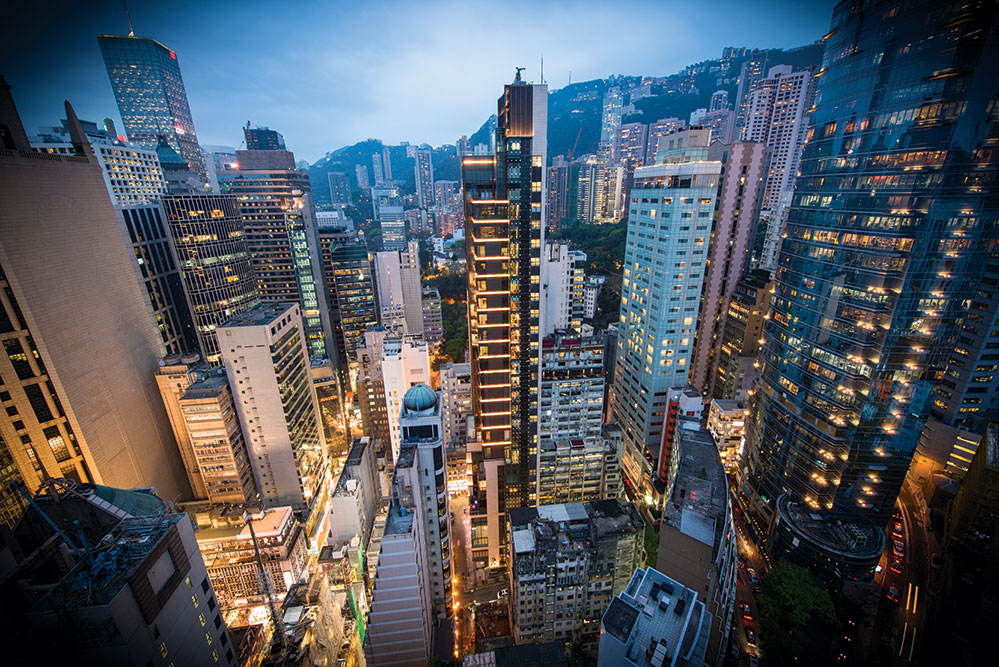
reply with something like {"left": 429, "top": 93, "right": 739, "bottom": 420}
{"left": 756, "top": 560, "right": 838, "bottom": 665}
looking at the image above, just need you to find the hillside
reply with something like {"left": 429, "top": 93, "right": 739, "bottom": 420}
{"left": 307, "top": 41, "right": 825, "bottom": 204}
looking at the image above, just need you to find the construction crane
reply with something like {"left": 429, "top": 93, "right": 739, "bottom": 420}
{"left": 567, "top": 126, "right": 583, "bottom": 162}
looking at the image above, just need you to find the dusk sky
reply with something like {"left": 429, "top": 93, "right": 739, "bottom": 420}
{"left": 3, "top": 0, "right": 837, "bottom": 163}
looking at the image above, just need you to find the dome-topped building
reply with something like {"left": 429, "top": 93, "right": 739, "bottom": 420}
{"left": 402, "top": 383, "right": 438, "bottom": 416}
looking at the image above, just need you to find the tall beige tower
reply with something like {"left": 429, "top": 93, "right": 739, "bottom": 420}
{"left": 0, "top": 86, "right": 189, "bottom": 522}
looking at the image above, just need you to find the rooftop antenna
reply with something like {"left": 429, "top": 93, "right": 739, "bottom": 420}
{"left": 122, "top": 0, "right": 134, "bottom": 36}
{"left": 541, "top": 55, "right": 544, "bottom": 85}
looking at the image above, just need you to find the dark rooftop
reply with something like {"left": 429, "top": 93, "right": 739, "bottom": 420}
{"left": 603, "top": 597, "right": 640, "bottom": 644}
{"left": 221, "top": 302, "right": 297, "bottom": 328}
{"left": 345, "top": 438, "right": 368, "bottom": 467}
{"left": 494, "top": 640, "right": 568, "bottom": 667}
{"left": 663, "top": 426, "right": 728, "bottom": 553}
{"left": 182, "top": 373, "right": 229, "bottom": 399}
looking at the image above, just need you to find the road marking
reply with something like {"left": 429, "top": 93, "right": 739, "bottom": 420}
{"left": 912, "top": 586, "right": 918, "bottom": 615}
{"left": 899, "top": 622, "right": 907, "bottom": 656}
{"left": 909, "top": 627, "right": 916, "bottom": 661}
{"left": 905, "top": 582, "right": 912, "bottom": 610}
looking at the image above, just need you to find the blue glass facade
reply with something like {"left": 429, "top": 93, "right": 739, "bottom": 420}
{"left": 742, "top": 0, "right": 999, "bottom": 541}
{"left": 98, "top": 35, "right": 206, "bottom": 182}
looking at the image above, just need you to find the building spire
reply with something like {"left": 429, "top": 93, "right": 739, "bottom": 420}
{"left": 122, "top": 0, "right": 135, "bottom": 36}
{"left": 64, "top": 100, "right": 91, "bottom": 157}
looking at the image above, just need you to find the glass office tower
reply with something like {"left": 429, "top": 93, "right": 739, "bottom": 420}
{"left": 740, "top": 0, "right": 999, "bottom": 579}
{"left": 98, "top": 35, "right": 206, "bottom": 182}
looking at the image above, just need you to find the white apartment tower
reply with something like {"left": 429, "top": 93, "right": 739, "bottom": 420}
{"left": 741, "top": 65, "right": 813, "bottom": 270}
{"left": 398, "top": 384, "right": 453, "bottom": 620}
{"left": 381, "top": 336, "right": 431, "bottom": 463}
{"left": 541, "top": 241, "right": 587, "bottom": 335}
{"left": 217, "top": 303, "right": 327, "bottom": 509}
{"left": 373, "top": 239, "right": 423, "bottom": 335}
{"left": 610, "top": 127, "right": 722, "bottom": 515}
{"left": 414, "top": 148, "right": 434, "bottom": 208}
{"left": 440, "top": 362, "right": 472, "bottom": 448}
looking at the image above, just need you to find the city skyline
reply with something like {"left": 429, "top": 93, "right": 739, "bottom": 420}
{"left": 4, "top": 0, "right": 998, "bottom": 663}
{"left": 3, "top": 0, "right": 835, "bottom": 162}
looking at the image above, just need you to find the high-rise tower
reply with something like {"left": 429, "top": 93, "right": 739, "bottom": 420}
{"left": 0, "top": 91, "right": 190, "bottom": 520}
{"left": 462, "top": 72, "right": 546, "bottom": 575}
{"left": 218, "top": 143, "right": 332, "bottom": 359}
{"left": 415, "top": 148, "right": 435, "bottom": 208}
{"left": 97, "top": 34, "right": 207, "bottom": 182}
{"left": 610, "top": 127, "right": 721, "bottom": 515}
{"left": 741, "top": 0, "right": 999, "bottom": 579}
{"left": 742, "top": 65, "right": 813, "bottom": 270}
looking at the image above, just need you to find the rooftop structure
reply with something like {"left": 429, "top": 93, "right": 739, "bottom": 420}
{"left": 598, "top": 566, "right": 709, "bottom": 667}
{"left": 657, "top": 424, "right": 737, "bottom": 665}
{"left": 508, "top": 499, "right": 642, "bottom": 651}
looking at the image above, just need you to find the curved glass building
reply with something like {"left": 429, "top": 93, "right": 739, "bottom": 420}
{"left": 740, "top": 0, "right": 999, "bottom": 576}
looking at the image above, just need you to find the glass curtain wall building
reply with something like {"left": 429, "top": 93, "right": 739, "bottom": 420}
{"left": 161, "top": 193, "right": 261, "bottom": 363}
{"left": 98, "top": 35, "right": 207, "bottom": 182}
{"left": 740, "top": 0, "right": 999, "bottom": 578}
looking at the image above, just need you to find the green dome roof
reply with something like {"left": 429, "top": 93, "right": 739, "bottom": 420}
{"left": 402, "top": 384, "right": 437, "bottom": 415}
{"left": 92, "top": 485, "right": 166, "bottom": 517}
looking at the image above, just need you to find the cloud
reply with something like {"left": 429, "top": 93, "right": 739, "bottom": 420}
{"left": 2, "top": 0, "right": 835, "bottom": 162}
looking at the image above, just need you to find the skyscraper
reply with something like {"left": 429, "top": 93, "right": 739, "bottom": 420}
{"left": 381, "top": 335, "right": 430, "bottom": 463}
{"left": 540, "top": 329, "right": 606, "bottom": 441}
{"left": 0, "top": 92, "right": 190, "bottom": 516}
{"left": 328, "top": 171, "right": 352, "bottom": 205}
{"left": 161, "top": 193, "right": 261, "bottom": 363}
{"left": 397, "top": 384, "right": 452, "bottom": 620}
{"left": 741, "top": 0, "right": 999, "bottom": 579}
{"left": 371, "top": 151, "right": 385, "bottom": 185}
{"left": 30, "top": 118, "right": 168, "bottom": 206}
{"left": 541, "top": 241, "right": 586, "bottom": 335}
{"left": 645, "top": 117, "right": 686, "bottom": 165}
{"left": 382, "top": 146, "right": 393, "bottom": 181}
{"left": 218, "top": 144, "right": 331, "bottom": 358}
{"left": 546, "top": 155, "right": 570, "bottom": 229}
{"left": 689, "top": 139, "right": 767, "bottom": 394}
{"left": 373, "top": 240, "right": 423, "bottom": 335}
{"left": 316, "top": 215, "right": 377, "bottom": 380}
{"left": 217, "top": 303, "right": 326, "bottom": 510}
{"left": 372, "top": 184, "right": 406, "bottom": 251}
{"left": 244, "top": 125, "right": 285, "bottom": 150}
{"left": 97, "top": 34, "right": 207, "bottom": 182}
{"left": 742, "top": 65, "right": 814, "bottom": 270}
{"left": 611, "top": 127, "right": 721, "bottom": 514}
{"left": 415, "top": 147, "right": 435, "bottom": 208}
{"left": 462, "top": 72, "right": 547, "bottom": 575}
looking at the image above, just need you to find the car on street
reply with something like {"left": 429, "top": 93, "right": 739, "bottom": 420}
{"left": 738, "top": 557, "right": 747, "bottom": 569}
{"left": 740, "top": 600, "right": 753, "bottom": 621}
{"left": 747, "top": 568, "right": 759, "bottom": 585}
{"left": 893, "top": 539, "right": 904, "bottom": 557}
{"left": 749, "top": 655, "right": 759, "bottom": 667}
{"left": 747, "top": 628, "right": 757, "bottom": 647}
{"left": 890, "top": 559, "right": 904, "bottom": 575}
{"left": 892, "top": 520, "right": 903, "bottom": 537}
{"left": 887, "top": 585, "right": 899, "bottom": 604}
